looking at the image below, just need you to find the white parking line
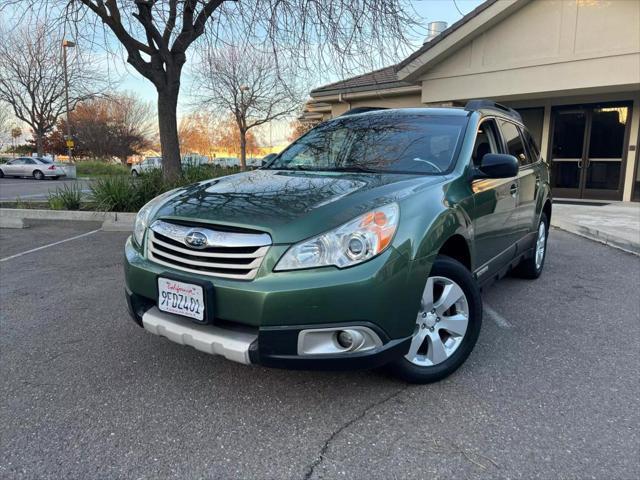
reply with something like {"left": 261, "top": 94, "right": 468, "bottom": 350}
{"left": 0, "top": 229, "right": 101, "bottom": 262}
{"left": 483, "top": 303, "right": 512, "bottom": 328}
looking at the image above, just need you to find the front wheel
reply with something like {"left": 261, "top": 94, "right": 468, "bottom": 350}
{"left": 388, "top": 256, "right": 482, "bottom": 384}
{"left": 514, "top": 213, "right": 548, "bottom": 279}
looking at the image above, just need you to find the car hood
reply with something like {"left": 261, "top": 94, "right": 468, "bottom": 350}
{"left": 153, "top": 169, "right": 445, "bottom": 244}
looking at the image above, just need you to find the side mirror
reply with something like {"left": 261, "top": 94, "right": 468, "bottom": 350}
{"left": 475, "top": 153, "right": 518, "bottom": 179}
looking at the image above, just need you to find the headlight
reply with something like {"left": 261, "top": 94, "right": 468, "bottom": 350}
{"left": 275, "top": 203, "right": 399, "bottom": 271}
{"left": 133, "top": 188, "right": 183, "bottom": 246}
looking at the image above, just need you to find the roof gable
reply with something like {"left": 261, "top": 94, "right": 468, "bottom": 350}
{"left": 397, "top": 0, "right": 526, "bottom": 81}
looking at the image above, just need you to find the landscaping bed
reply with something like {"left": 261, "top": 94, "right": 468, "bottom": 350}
{"left": 47, "top": 165, "right": 240, "bottom": 212}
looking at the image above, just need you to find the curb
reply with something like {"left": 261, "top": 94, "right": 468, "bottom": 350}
{"left": 551, "top": 219, "right": 640, "bottom": 256}
{"left": 0, "top": 208, "right": 135, "bottom": 232}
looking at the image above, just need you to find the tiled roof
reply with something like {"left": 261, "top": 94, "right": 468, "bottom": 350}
{"left": 310, "top": 65, "right": 415, "bottom": 97}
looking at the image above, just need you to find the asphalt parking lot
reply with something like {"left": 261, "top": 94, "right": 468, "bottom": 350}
{"left": 0, "top": 178, "right": 93, "bottom": 202}
{"left": 1, "top": 222, "right": 638, "bottom": 479}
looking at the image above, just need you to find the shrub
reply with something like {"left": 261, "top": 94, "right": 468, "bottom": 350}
{"left": 90, "top": 176, "right": 138, "bottom": 212}
{"left": 90, "top": 164, "right": 242, "bottom": 212}
{"left": 48, "top": 183, "right": 83, "bottom": 210}
{"left": 76, "top": 160, "right": 130, "bottom": 177}
{"left": 180, "top": 164, "right": 240, "bottom": 184}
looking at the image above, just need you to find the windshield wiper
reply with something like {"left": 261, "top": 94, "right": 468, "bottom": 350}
{"left": 267, "top": 165, "right": 312, "bottom": 171}
{"left": 330, "top": 165, "right": 380, "bottom": 173}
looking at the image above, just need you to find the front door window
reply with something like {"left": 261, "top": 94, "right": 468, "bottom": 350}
{"left": 550, "top": 102, "right": 631, "bottom": 200}
{"left": 584, "top": 106, "right": 628, "bottom": 191}
{"left": 551, "top": 110, "right": 585, "bottom": 190}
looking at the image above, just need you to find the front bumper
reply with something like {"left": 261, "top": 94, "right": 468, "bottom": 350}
{"left": 125, "top": 235, "right": 430, "bottom": 370}
{"left": 132, "top": 304, "right": 411, "bottom": 370}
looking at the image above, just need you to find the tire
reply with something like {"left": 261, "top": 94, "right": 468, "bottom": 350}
{"left": 0, "top": 169, "right": 4, "bottom": 178}
{"left": 388, "top": 256, "right": 482, "bottom": 384}
{"left": 514, "top": 213, "right": 548, "bottom": 279}
{"left": 33, "top": 170, "right": 44, "bottom": 180}
{"left": 131, "top": 170, "right": 139, "bottom": 177}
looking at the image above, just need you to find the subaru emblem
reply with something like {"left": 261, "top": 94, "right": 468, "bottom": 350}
{"left": 184, "top": 230, "right": 208, "bottom": 249}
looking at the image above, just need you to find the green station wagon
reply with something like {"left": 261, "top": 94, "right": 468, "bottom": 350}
{"left": 124, "top": 100, "right": 551, "bottom": 383}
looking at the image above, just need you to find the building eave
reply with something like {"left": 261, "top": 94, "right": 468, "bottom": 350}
{"left": 396, "top": 0, "right": 528, "bottom": 82}
{"left": 310, "top": 84, "right": 422, "bottom": 102}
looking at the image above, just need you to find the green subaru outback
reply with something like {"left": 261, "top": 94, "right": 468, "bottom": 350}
{"left": 124, "top": 100, "right": 551, "bottom": 383}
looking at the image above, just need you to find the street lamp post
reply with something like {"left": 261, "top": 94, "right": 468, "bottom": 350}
{"left": 62, "top": 40, "right": 76, "bottom": 163}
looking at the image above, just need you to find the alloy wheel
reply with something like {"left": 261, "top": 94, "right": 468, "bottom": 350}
{"left": 405, "top": 276, "right": 469, "bottom": 367}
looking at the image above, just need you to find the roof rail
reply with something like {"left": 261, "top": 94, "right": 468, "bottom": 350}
{"left": 464, "top": 99, "right": 522, "bottom": 121}
{"left": 339, "top": 107, "right": 389, "bottom": 117}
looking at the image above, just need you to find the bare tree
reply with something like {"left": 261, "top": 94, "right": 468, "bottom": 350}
{"left": 45, "top": 94, "right": 154, "bottom": 163}
{"left": 0, "top": 102, "right": 10, "bottom": 151}
{"left": 2, "top": 0, "right": 419, "bottom": 179}
{"left": 0, "top": 23, "right": 102, "bottom": 156}
{"left": 195, "top": 46, "right": 301, "bottom": 170}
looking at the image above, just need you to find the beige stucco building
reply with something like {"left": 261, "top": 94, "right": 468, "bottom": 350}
{"left": 303, "top": 0, "right": 640, "bottom": 202}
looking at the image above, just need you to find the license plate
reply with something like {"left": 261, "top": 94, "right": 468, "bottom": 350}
{"left": 157, "top": 277, "right": 205, "bottom": 321}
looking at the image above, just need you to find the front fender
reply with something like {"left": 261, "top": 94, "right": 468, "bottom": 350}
{"left": 415, "top": 207, "right": 472, "bottom": 261}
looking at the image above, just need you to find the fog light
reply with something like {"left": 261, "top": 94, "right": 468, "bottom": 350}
{"left": 335, "top": 329, "right": 366, "bottom": 351}
{"left": 298, "top": 327, "right": 383, "bottom": 355}
{"left": 337, "top": 330, "right": 354, "bottom": 348}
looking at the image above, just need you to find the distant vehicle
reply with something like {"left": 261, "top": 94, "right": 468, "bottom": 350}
{"left": 131, "top": 157, "right": 161, "bottom": 176}
{"left": 182, "top": 155, "right": 210, "bottom": 167}
{"left": 215, "top": 157, "right": 241, "bottom": 168}
{"left": 261, "top": 153, "right": 277, "bottom": 166}
{"left": 246, "top": 157, "right": 262, "bottom": 168}
{"left": 0, "top": 157, "right": 67, "bottom": 180}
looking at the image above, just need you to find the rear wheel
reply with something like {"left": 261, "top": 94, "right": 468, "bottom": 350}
{"left": 33, "top": 170, "right": 44, "bottom": 180}
{"left": 514, "top": 213, "right": 548, "bottom": 279}
{"left": 388, "top": 256, "right": 482, "bottom": 384}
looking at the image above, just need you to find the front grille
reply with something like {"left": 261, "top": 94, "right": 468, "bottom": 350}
{"left": 147, "top": 220, "right": 271, "bottom": 280}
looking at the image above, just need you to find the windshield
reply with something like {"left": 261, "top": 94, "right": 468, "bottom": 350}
{"left": 269, "top": 113, "right": 467, "bottom": 174}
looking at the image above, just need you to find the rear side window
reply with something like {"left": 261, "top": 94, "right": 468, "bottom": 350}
{"left": 499, "top": 120, "right": 529, "bottom": 166}
{"left": 520, "top": 127, "right": 540, "bottom": 163}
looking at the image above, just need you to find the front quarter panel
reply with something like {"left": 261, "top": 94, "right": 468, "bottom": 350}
{"left": 394, "top": 177, "right": 472, "bottom": 264}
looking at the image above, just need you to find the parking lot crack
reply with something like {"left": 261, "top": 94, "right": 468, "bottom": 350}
{"left": 302, "top": 387, "right": 407, "bottom": 480}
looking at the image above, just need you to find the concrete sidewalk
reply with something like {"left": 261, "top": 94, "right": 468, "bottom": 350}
{"left": 551, "top": 202, "right": 640, "bottom": 255}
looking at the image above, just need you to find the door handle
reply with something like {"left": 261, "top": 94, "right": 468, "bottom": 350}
{"left": 577, "top": 160, "right": 583, "bottom": 169}
{"left": 510, "top": 183, "right": 518, "bottom": 197}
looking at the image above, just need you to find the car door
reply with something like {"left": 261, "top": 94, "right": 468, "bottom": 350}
{"left": 498, "top": 120, "right": 537, "bottom": 244}
{"left": 10, "top": 158, "right": 28, "bottom": 176}
{"left": 470, "top": 118, "right": 519, "bottom": 275}
{"left": 2, "top": 159, "right": 19, "bottom": 175}
{"left": 518, "top": 127, "right": 543, "bottom": 240}
{"left": 22, "top": 158, "right": 37, "bottom": 176}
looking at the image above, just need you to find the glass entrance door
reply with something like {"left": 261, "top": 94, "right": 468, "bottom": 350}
{"left": 550, "top": 102, "right": 631, "bottom": 200}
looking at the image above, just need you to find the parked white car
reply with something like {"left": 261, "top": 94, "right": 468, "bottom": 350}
{"left": 131, "top": 157, "right": 161, "bottom": 176}
{"left": 215, "top": 157, "right": 241, "bottom": 168}
{"left": 0, "top": 157, "right": 67, "bottom": 180}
